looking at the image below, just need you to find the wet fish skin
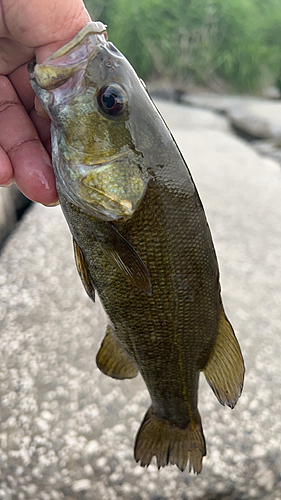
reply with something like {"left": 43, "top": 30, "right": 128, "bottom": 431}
{"left": 29, "top": 22, "right": 245, "bottom": 474}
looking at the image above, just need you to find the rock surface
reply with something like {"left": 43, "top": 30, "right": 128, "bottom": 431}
{"left": 183, "top": 92, "right": 281, "bottom": 143}
{"left": 0, "top": 99, "right": 281, "bottom": 499}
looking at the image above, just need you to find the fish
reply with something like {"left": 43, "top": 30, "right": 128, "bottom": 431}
{"left": 28, "top": 21, "right": 245, "bottom": 474}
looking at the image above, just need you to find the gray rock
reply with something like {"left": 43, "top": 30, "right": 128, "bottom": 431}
{"left": 0, "top": 100, "right": 280, "bottom": 499}
{"left": 239, "top": 99, "right": 281, "bottom": 132}
{"left": 253, "top": 140, "right": 281, "bottom": 165}
{"left": 182, "top": 92, "right": 281, "bottom": 142}
{"left": 182, "top": 93, "right": 255, "bottom": 114}
{"left": 228, "top": 108, "right": 272, "bottom": 140}
{"left": 261, "top": 86, "right": 281, "bottom": 100}
{"left": 0, "top": 187, "right": 17, "bottom": 248}
{"left": 156, "top": 99, "right": 229, "bottom": 132}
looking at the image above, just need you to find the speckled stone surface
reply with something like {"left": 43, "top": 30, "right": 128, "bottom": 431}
{"left": 0, "top": 100, "right": 280, "bottom": 499}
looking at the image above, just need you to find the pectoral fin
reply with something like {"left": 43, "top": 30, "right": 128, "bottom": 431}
{"left": 97, "top": 224, "right": 151, "bottom": 295}
{"left": 73, "top": 238, "right": 95, "bottom": 302}
{"left": 96, "top": 325, "right": 138, "bottom": 379}
{"left": 203, "top": 306, "right": 245, "bottom": 409}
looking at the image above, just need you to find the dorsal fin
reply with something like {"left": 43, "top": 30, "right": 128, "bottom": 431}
{"left": 203, "top": 306, "right": 245, "bottom": 409}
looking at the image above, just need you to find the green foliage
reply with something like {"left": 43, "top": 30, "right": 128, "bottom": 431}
{"left": 84, "top": 0, "right": 281, "bottom": 93}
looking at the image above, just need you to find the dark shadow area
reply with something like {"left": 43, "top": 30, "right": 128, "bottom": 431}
{"left": 0, "top": 185, "right": 32, "bottom": 252}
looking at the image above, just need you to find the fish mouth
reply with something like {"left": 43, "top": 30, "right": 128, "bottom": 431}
{"left": 28, "top": 22, "right": 108, "bottom": 90}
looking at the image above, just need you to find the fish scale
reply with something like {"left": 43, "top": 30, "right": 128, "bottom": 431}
{"left": 29, "top": 21, "right": 245, "bottom": 473}
{"left": 60, "top": 174, "right": 218, "bottom": 426}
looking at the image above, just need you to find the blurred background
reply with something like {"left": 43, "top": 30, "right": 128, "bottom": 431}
{"left": 85, "top": 0, "right": 281, "bottom": 95}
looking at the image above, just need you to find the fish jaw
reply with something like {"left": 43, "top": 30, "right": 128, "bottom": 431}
{"left": 29, "top": 22, "right": 107, "bottom": 91}
{"left": 28, "top": 22, "right": 149, "bottom": 221}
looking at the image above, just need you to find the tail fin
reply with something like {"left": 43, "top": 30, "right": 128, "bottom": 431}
{"left": 134, "top": 408, "right": 206, "bottom": 473}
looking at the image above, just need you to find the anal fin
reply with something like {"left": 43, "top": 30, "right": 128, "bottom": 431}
{"left": 96, "top": 325, "right": 138, "bottom": 379}
{"left": 203, "top": 306, "right": 245, "bottom": 409}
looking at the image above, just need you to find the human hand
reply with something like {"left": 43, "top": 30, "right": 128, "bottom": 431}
{"left": 0, "top": 0, "right": 91, "bottom": 205}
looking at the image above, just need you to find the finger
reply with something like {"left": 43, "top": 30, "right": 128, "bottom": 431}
{"left": 8, "top": 63, "right": 35, "bottom": 112}
{"left": 0, "top": 75, "right": 58, "bottom": 204}
{"left": 9, "top": 65, "right": 51, "bottom": 150}
{"left": 34, "top": 97, "right": 49, "bottom": 118}
{"left": 14, "top": 141, "right": 57, "bottom": 206}
{"left": 0, "top": 38, "right": 34, "bottom": 74}
{"left": 0, "top": 146, "right": 14, "bottom": 186}
{"left": 29, "top": 107, "right": 52, "bottom": 153}
{"left": 3, "top": 0, "right": 91, "bottom": 57}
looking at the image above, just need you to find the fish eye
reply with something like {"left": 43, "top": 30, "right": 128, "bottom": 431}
{"left": 97, "top": 83, "right": 127, "bottom": 116}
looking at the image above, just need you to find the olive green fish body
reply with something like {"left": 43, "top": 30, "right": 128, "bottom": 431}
{"left": 60, "top": 159, "right": 219, "bottom": 418}
{"left": 29, "top": 22, "right": 245, "bottom": 473}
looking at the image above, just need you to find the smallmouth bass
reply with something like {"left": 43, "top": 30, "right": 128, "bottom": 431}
{"left": 29, "top": 22, "right": 244, "bottom": 473}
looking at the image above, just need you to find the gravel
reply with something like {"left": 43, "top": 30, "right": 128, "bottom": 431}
{"left": 0, "top": 99, "right": 280, "bottom": 499}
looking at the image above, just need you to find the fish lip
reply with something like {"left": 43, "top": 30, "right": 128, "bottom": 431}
{"left": 42, "top": 21, "right": 107, "bottom": 63}
{"left": 28, "top": 21, "right": 108, "bottom": 90}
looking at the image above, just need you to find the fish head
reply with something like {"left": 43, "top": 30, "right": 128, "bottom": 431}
{"left": 28, "top": 21, "right": 157, "bottom": 221}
